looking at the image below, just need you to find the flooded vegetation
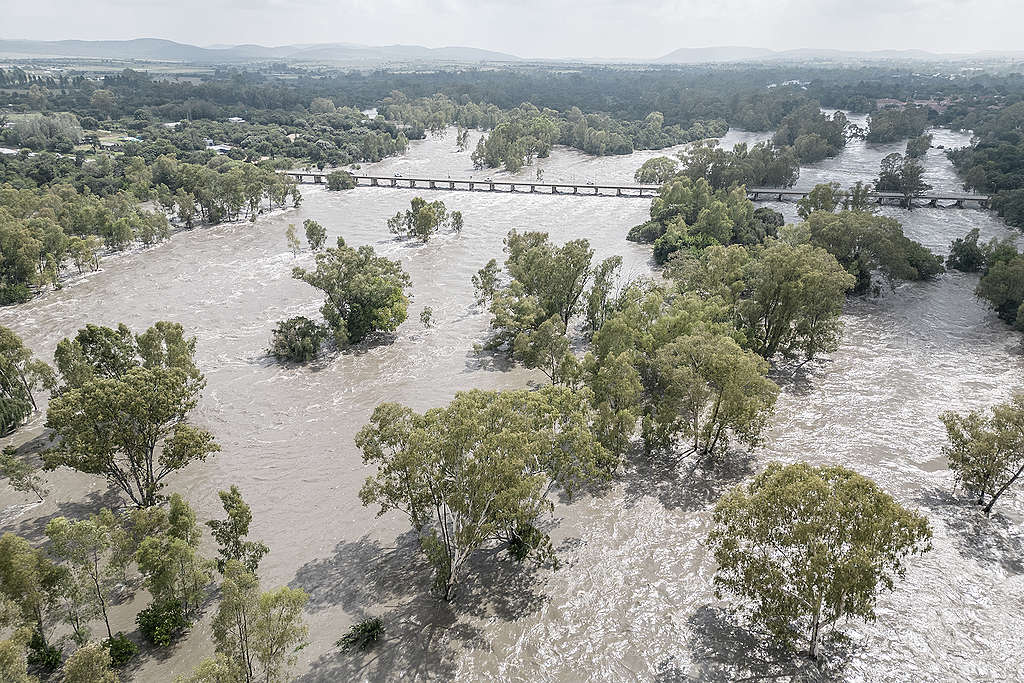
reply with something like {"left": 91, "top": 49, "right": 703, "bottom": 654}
{"left": 3, "top": 117, "right": 1023, "bottom": 680}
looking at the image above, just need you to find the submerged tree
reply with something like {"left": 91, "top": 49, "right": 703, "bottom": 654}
{"left": 45, "top": 515, "right": 119, "bottom": 640}
{"left": 876, "top": 152, "right": 931, "bottom": 208}
{"left": 45, "top": 324, "right": 219, "bottom": 507}
{"left": 941, "top": 395, "right": 1024, "bottom": 514}
{"left": 206, "top": 485, "right": 270, "bottom": 574}
{"left": 292, "top": 236, "right": 412, "bottom": 347}
{"left": 206, "top": 560, "right": 309, "bottom": 683}
{"left": 387, "top": 197, "right": 463, "bottom": 242}
{"left": 357, "top": 387, "right": 610, "bottom": 600}
{"left": 707, "top": 462, "right": 932, "bottom": 660}
{"left": 0, "top": 325, "right": 54, "bottom": 435}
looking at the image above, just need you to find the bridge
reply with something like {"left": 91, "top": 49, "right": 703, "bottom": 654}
{"left": 282, "top": 173, "right": 991, "bottom": 209}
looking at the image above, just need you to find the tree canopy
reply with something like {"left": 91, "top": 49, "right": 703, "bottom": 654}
{"left": 707, "top": 462, "right": 932, "bottom": 659}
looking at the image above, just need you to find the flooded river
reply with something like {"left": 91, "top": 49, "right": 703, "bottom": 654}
{"left": 2, "top": 122, "right": 1023, "bottom": 682}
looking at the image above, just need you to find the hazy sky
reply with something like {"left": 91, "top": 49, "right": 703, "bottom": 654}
{"left": 5, "top": 0, "right": 1022, "bottom": 59}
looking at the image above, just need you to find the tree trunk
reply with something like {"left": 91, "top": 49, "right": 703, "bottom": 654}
{"left": 983, "top": 461, "right": 1024, "bottom": 515}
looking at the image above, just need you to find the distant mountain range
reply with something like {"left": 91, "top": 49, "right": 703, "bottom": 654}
{"left": 654, "top": 46, "right": 1024, "bottom": 63}
{"left": 0, "top": 38, "right": 521, "bottom": 63}
{"left": 0, "top": 38, "right": 1021, "bottom": 65}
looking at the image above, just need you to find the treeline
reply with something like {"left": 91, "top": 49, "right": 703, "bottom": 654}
{"left": 866, "top": 106, "right": 930, "bottom": 143}
{"left": 0, "top": 154, "right": 298, "bottom": 302}
{"left": 948, "top": 102, "right": 1024, "bottom": 228}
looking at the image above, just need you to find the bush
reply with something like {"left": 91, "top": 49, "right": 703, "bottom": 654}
{"left": 136, "top": 600, "right": 189, "bottom": 646}
{"left": 336, "top": 617, "right": 384, "bottom": 651}
{"left": 327, "top": 170, "right": 356, "bottom": 191}
{"left": 0, "top": 283, "right": 33, "bottom": 305}
{"left": 0, "top": 396, "right": 32, "bottom": 435}
{"left": 27, "top": 632, "right": 61, "bottom": 672}
{"left": 270, "top": 316, "right": 326, "bottom": 362}
{"left": 104, "top": 632, "right": 139, "bottom": 667}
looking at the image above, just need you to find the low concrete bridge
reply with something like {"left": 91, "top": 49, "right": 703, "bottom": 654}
{"left": 283, "top": 173, "right": 991, "bottom": 208}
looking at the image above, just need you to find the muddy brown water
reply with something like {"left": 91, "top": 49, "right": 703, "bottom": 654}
{"left": 2, "top": 122, "right": 1023, "bottom": 682}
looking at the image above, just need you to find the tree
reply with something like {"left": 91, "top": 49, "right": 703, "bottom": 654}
{"left": 211, "top": 561, "right": 309, "bottom": 683}
{"left": 135, "top": 495, "right": 214, "bottom": 620}
{"left": 946, "top": 228, "right": 989, "bottom": 272}
{"left": 45, "top": 516, "right": 119, "bottom": 640}
{"left": 906, "top": 133, "right": 932, "bottom": 159}
{"left": 386, "top": 197, "right": 460, "bottom": 242}
{"left": 471, "top": 259, "right": 500, "bottom": 306}
{"left": 648, "top": 330, "right": 779, "bottom": 456}
{"left": 284, "top": 224, "right": 301, "bottom": 256}
{"left": 268, "top": 317, "right": 325, "bottom": 363}
{"left": 681, "top": 242, "right": 856, "bottom": 361}
{"left": 0, "top": 447, "right": 48, "bottom": 502}
{"left": 796, "top": 182, "right": 843, "bottom": 219}
{"left": 0, "top": 325, "right": 54, "bottom": 433}
{"left": 292, "top": 236, "right": 412, "bottom": 347}
{"left": 175, "top": 654, "right": 242, "bottom": 683}
{"left": 326, "top": 170, "right": 356, "bottom": 191}
{"left": 62, "top": 641, "right": 117, "bottom": 683}
{"left": 0, "top": 533, "right": 62, "bottom": 651}
{"left": 206, "top": 486, "right": 269, "bottom": 574}
{"left": 876, "top": 153, "right": 931, "bottom": 208}
{"left": 89, "top": 90, "right": 117, "bottom": 119}
{"left": 45, "top": 361, "right": 218, "bottom": 508}
{"left": 302, "top": 219, "right": 326, "bottom": 252}
{"left": 634, "top": 156, "right": 679, "bottom": 184}
{"left": 512, "top": 316, "right": 579, "bottom": 386}
{"left": 358, "top": 387, "right": 611, "bottom": 599}
{"left": 941, "top": 395, "right": 1024, "bottom": 514}
{"left": 0, "top": 596, "right": 36, "bottom": 683}
{"left": 707, "top": 462, "right": 932, "bottom": 659}
{"left": 803, "top": 211, "right": 943, "bottom": 294}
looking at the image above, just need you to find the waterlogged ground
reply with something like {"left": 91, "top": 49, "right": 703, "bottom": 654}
{"left": 2, "top": 121, "right": 1024, "bottom": 682}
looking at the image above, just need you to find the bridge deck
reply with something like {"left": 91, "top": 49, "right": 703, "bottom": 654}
{"left": 281, "top": 172, "right": 990, "bottom": 206}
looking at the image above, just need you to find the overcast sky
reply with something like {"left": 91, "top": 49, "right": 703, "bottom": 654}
{"left": 5, "top": 0, "right": 1022, "bottom": 59}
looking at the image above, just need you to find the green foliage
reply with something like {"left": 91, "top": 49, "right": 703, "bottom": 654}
{"left": 676, "top": 140, "right": 799, "bottom": 190}
{"left": 941, "top": 395, "right": 1024, "bottom": 514}
{"left": 212, "top": 561, "right": 309, "bottom": 683}
{"left": 326, "top": 170, "right": 356, "bottom": 191}
{"left": 63, "top": 641, "right": 117, "bottom": 683}
{"left": 876, "top": 152, "right": 931, "bottom": 206}
{"left": 269, "top": 316, "right": 326, "bottom": 363}
{"left": 357, "top": 387, "right": 611, "bottom": 599}
{"left": 206, "top": 485, "right": 270, "bottom": 574}
{"left": 796, "top": 182, "right": 843, "bottom": 220}
{"left": 0, "top": 325, "right": 54, "bottom": 433}
{"left": 292, "top": 236, "right": 412, "bottom": 347}
{"left": 513, "top": 316, "right": 580, "bottom": 386}
{"left": 866, "top": 106, "right": 929, "bottom": 143}
{"left": 905, "top": 133, "right": 932, "bottom": 159}
{"left": 480, "top": 231, "right": 608, "bottom": 353}
{"left": 0, "top": 447, "right": 48, "bottom": 501}
{"left": 419, "top": 307, "right": 434, "bottom": 328}
{"left": 45, "top": 515, "right": 119, "bottom": 640}
{"left": 946, "top": 227, "right": 1007, "bottom": 273}
{"left": 802, "top": 211, "right": 943, "bottom": 294}
{"left": 136, "top": 600, "right": 189, "bottom": 647}
{"left": 336, "top": 617, "right": 384, "bottom": 652}
{"left": 103, "top": 633, "right": 138, "bottom": 668}
{"left": 0, "top": 533, "right": 62, "bottom": 652}
{"left": 634, "top": 156, "right": 679, "bottom": 184}
{"left": 386, "top": 197, "right": 460, "bottom": 242}
{"left": 174, "top": 654, "right": 242, "bottom": 683}
{"left": 676, "top": 242, "right": 856, "bottom": 361}
{"left": 45, "top": 355, "right": 218, "bottom": 508}
{"left": 26, "top": 632, "right": 60, "bottom": 673}
{"left": 772, "top": 103, "right": 848, "bottom": 162}
{"left": 303, "top": 219, "right": 327, "bottom": 251}
{"left": 707, "top": 462, "right": 932, "bottom": 659}
{"left": 285, "top": 224, "right": 301, "bottom": 256}
{"left": 136, "top": 495, "right": 214, "bottom": 622}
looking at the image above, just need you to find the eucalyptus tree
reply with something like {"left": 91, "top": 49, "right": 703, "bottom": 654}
{"left": 941, "top": 394, "right": 1024, "bottom": 515}
{"left": 707, "top": 462, "right": 932, "bottom": 660}
{"left": 45, "top": 323, "right": 218, "bottom": 508}
{"left": 0, "top": 325, "right": 54, "bottom": 434}
{"left": 206, "top": 485, "right": 270, "bottom": 574}
{"left": 357, "top": 387, "right": 610, "bottom": 600}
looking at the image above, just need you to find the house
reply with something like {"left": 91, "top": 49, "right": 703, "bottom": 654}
{"left": 206, "top": 144, "right": 233, "bottom": 154}
{"left": 227, "top": 116, "right": 246, "bottom": 123}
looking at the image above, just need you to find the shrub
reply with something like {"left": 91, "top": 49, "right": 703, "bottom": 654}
{"left": 137, "top": 600, "right": 189, "bottom": 646}
{"left": 104, "top": 632, "right": 139, "bottom": 667}
{"left": 336, "top": 617, "right": 384, "bottom": 651}
{"left": 270, "top": 316, "right": 326, "bottom": 362}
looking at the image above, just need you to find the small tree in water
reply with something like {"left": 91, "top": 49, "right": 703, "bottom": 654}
{"left": 941, "top": 394, "right": 1024, "bottom": 515}
{"left": 707, "top": 462, "right": 931, "bottom": 660}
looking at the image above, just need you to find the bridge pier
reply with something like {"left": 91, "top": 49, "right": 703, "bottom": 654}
{"left": 510, "top": 184, "right": 516, "bottom": 193}
{"left": 429, "top": 181, "right": 436, "bottom": 189}
{"left": 530, "top": 185, "right": 536, "bottom": 193}
{"left": 489, "top": 183, "right": 495, "bottom": 191}
{"left": 955, "top": 199, "right": 964, "bottom": 208}
{"left": 314, "top": 175, "right": 322, "bottom": 184}
{"left": 449, "top": 181, "right": 455, "bottom": 190}
{"left": 928, "top": 198, "right": 938, "bottom": 207}
{"left": 370, "top": 178, "right": 378, "bottom": 187}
